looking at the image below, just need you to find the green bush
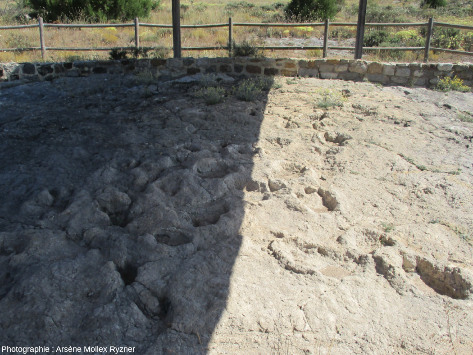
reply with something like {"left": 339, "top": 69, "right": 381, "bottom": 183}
{"left": 464, "top": 32, "right": 473, "bottom": 51}
{"left": 232, "top": 40, "right": 260, "bottom": 57}
{"left": 363, "top": 30, "right": 389, "bottom": 47}
{"left": 331, "top": 27, "right": 354, "bottom": 40}
{"left": 109, "top": 48, "right": 129, "bottom": 60}
{"left": 197, "top": 74, "right": 219, "bottom": 87}
{"left": 422, "top": 0, "right": 446, "bottom": 9}
{"left": 363, "top": 29, "right": 425, "bottom": 61}
{"left": 253, "top": 76, "right": 274, "bottom": 90}
{"left": 109, "top": 47, "right": 169, "bottom": 60}
{"left": 432, "top": 27, "right": 462, "bottom": 49}
{"left": 225, "top": 1, "right": 255, "bottom": 11}
{"left": 195, "top": 87, "right": 226, "bottom": 105}
{"left": 436, "top": 76, "right": 470, "bottom": 92}
{"left": 391, "top": 30, "right": 425, "bottom": 46}
{"left": 365, "top": 5, "right": 408, "bottom": 23}
{"left": 458, "top": 113, "right": 473, "bottom": 123}
{"left": 285, "top": 0, "right": 340, "bottom": 21}
{"left": 26, "top": 0, "right": 160, "bottom": 22}
{"left": 316, "top": 89, "right": 345, "bottom": 109}
{"left": 261, "top": 2, "right": 286, "bottom": 11}
{"left": 234, "top": 79, "right": 263, "bottom": 101}
{"left": 439, "top": 0, "right": 473, "bottom": 17}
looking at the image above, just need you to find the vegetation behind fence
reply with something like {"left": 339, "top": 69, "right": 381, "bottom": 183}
{"left": 1, "top": 17, "right": 473, "bottom": 62}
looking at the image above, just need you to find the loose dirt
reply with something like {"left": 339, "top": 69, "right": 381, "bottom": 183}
{"left": 0, "top": 74, "right": 472, "bottom": 354}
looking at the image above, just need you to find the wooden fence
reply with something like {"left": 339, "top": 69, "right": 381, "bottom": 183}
{"left": 1, "top": 17, "right": 472, "bottom": 62}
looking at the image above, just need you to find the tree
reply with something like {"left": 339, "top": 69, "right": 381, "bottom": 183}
{"left": 26, "top": 0, "right": 160, "bottom": 22}
{"left": 285, "top": 0, "right": 340, "bottom": 21}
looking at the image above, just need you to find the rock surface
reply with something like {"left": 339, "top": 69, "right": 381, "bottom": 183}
{"left": 0, "top": 74, "right": 472, "bottom": 354}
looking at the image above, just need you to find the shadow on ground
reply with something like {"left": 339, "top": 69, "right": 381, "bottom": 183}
{"left": 0, "top": 73, "right": 272, "bottom": 353}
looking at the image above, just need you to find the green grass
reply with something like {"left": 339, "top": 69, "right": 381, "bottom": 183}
{"left": 315, "top": 89, "right": 345, "bottom": 109}
{"left": 195, "top": 86, "right": 226, "bottom": 105}
{"left": 234, "top": 79, "right": 262, "bottom": 101}
{"left": 399, "top": 153, "right": 463, "bottom": 175}
{"left": 431, "top": 220, "right": 472, "bottom": 245}
{"left": 381, "top": 222, "right": 395, "bottom": 233}
{"left": 458, "top": 113, "right": 473, "bottom": 123}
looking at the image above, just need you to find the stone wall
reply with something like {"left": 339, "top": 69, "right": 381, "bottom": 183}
{"left": 1, "top": 57, "right": 472, "bottom": 88}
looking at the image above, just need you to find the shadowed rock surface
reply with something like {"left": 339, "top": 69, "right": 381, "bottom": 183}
{"left": 0, "top": 74, "right": 270, "bottom": 353}
{"left": 1, "top": 75, "right": 473, "bottom": 354}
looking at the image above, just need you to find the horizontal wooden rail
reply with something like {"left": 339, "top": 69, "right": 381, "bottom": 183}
{"left": 257, "top": 46, "right": 324, "bottom": 50}
{"left": 0, "top": 47, "right": 40, "bottom": 51}
{"left": 329, "top": 46, "right": 356, "bottom": 50}
{"left": 45, "top": 23, "right": 133, "bottom": 28}
{"left": 181, "top": 23, "right": 228, "bottom": 28}
{"left": 182, "top": 46, "right": 225, "bottom": 50}
{"left": 46, "top": 47, "right": 127, "bottom": 51}
{"left": 233, "top": 22, "right": 324, "bottom": 27}
{"left": 432, "top": 48, "right": 473, "bottom": 56}
{"left": 0, "top": 24, "right": 38, "bottom": 29}
{"left": 141, "top": 23, "right": 228, "bottom": 28}
{"left": 139, "top": 23, "right": 173, "bottom": 28}
{"left": 365, "top": 22, "right": 427, "bottom": 27}
{"left": 434, "top": 22, "right": 473, "bottom": 30}
{"left": 328, "top": 23, "right": 358, "bottom": 27}
{"left": 364, "top": 46, "right": 425, "bottom": 51}
{"left": 232, "top": 22, "right": 427, "bottom": 28}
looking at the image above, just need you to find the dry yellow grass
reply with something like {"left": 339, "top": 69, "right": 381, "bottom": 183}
{"left": 1, "top": 0, "right": 472, "bottom": 63}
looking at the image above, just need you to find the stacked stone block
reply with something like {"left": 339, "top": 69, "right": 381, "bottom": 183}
{"left": 1, "top": 57, "right": 472, "bottom": 89}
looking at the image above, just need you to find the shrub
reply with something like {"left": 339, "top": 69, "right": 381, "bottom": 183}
{"left": 432, "top": 27, "right": 462, "bottom": 50}
{"left": 101, "top": 28, "right": 119, "bottom": 44}
{"left": 25, "top": 0, "right": 160, "bottom": 22}
{"left": 365, "top": 29, "right": 424, "bottom": 61}
{"left": 232, "top": 40, "right": 260, "bottom": 57}
{"left": 391, "top": 30, "right": 424, "bottom": 46}
{"left": 198, "top": 74, "right": 219, "bottom": 88}
{"left": 316, "top": 89, "right": 345, "bottom": 109}
{"left": 135, "top": 69, "right": 157, "bottom": 85}
{"left": 225, "top": 1, "right": 255, "bottom": 11}
{"left": 261, "top": 2, "right": 286, "bottom": 11}
{"left": 148, "top": 47, "right": 170, "bottom": 59}
{"left": 294, "top": 26, "right": 314, "bottom": 38}
{"left": 234, "top": 79, "right": 263, "bottom": 101}
{"left": 331, "top": 27, "right": 355, "bottom": 40}
{"left": 363, "top": 30, "right": 389, "bottom": 47}
{"left": 394, "top": 30, "right": 418, "bottom": 42}
{"left": 109, "top": 47, "right": 169, "bottom": 60}
{"left": 458, "top": 113, "right": 473, "bottom": 123}
{"left": 109, "top": 48, "right": 129, "bottom": 60}
{"left": 422, "top": 0, "right": 446, "bottom": 9}
{"left": 464, "top": 32, "right": 473, "bottom": 51}
{"left": 365, "top": 5, "right": 408, "bottom": 23}
{"left": 253, "top": 76, "right": 274, "bottom": 90}
{"left": 285, "top": 0, "right": 340, "bottom": 21}
{"left": 436, "top": 76, "right": 470, "bottom": 92}
{"left": 6, "top": 33, "right": 34, "bottom": 49}
{"left": 306, "top": 49, "right": 323, "bottom": 57}
{"left": 195, "top": 87, "right": 226, "bottom": 105}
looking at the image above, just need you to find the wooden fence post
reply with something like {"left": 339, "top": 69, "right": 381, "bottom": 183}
{"left": 38, "top": 17, "right": 46, "bottom": 60}
{"left": 228, "top": 17, "right": 233, "bottom": 57}
{"left": 354, "top": 0, "right": 367, "bottom": 59}
{"left": 424, "top": 17, "right": 434, "bottom": 62}
{"left": 323, "top": 19, "right": 329, "bottom": 58}
{"left": 134, "top": 17, "right": 140, "bottom": 49}
{"left": 172, "top": 0, "right": 181, "bottom": 58}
